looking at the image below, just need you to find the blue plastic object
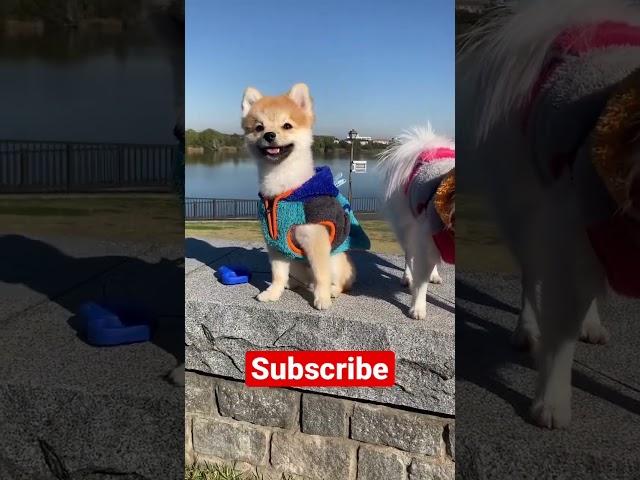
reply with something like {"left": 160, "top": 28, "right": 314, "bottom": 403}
{"left": 217, "top": 264, "right": 251, "bottom": 285}
{"left": 79, "top": 301, "right": 151, "bottom": 346}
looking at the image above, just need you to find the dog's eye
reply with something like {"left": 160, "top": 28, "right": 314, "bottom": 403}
{"left": 283, "top": 123, "right": 293, "bottom": 130}
{"left": 255, "top": 124, "right": 264, "bottom": 132}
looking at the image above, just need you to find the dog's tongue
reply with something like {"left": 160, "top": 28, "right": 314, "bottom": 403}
{"left": 266, "top": 148, "right": 280, "bottom": 155}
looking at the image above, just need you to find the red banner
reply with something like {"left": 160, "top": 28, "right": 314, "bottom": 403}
{"left": 245, "top": 351, "right": 395, "bottom": 387}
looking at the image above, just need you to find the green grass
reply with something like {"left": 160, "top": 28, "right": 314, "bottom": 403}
{"left": 0, "top": 192, "right": 516, "bottom": 272}
{"left": 186, "top": 197, "right": 518, "bottom": 273}
{"left": 185, "top": 462, "right": 296, "bottom": 480}
{"left": 0, "top": 194, "right": 183, "bottom": 242}
{"left": 456, "top": 193, "right": 517, "bottom": 273}
{"left": 0, "top": 205, "right": 123, "bottom": 216}
{"left": 185, "top": 218, "right": 402, "bottom": 256}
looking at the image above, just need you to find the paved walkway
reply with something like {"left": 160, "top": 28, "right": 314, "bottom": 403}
{"left": 457, "top": 271, "right": 640, "bottom": 478}
{"left": 0, "top": 234, "right": 183, "bottom": 478}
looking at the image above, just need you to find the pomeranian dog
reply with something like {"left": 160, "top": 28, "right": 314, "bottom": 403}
{"left": 378, "top": 126, "right": 455, "bottom": 320}
{"left": 241, "top": 83, "right": 368, "bottom": 310}
{"left": 459, "top": 0, "right": 640, "bottom": 428}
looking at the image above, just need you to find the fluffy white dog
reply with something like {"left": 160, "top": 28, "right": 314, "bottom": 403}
{"left": 459, "top": 0, "right": 640, "bottom": 428}
{"left": 378, "top": 126, "right": 455, "bottom": 320}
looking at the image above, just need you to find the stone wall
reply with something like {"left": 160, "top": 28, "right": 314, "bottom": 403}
{"left": 185, "top": 240, "right": 455, "bottom": 479}
{"left": 185, "top": 372, "right": 454, "bottom": 480}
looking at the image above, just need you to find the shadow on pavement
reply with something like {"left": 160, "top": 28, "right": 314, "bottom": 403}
{"left": 0, "top": 234, "right": 184, "bottom": 366}
{"left": 185, "top": 238, "right": 455, "bottom": 317}
{"left": 185, "top": 237, "right": 269, "bottom": 292}
{"left": 456, "top": 276, "right": 640, "bottom": 422}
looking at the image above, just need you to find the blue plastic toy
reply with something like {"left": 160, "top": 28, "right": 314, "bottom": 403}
{"left": 217, "top": 264, "right": 251, "bottom": 285}
{"left": 79, "top": 301, "right": 152, "bottom": 346}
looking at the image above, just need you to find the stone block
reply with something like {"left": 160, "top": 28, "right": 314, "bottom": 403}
{"left": 194, "top": 455, "right": 310, "bottom": 480}
{"left": 185, "top": 416, "right": 193, "bottom": 464}
{"left": 192, "top": 416, "right": 269, "bottom": 466}
{"left": 271, "top": 431, "right": 357, "bottom": 480}
{"left": 351, "top": 404, "right": 445, "bottom": 456}
{"left": 185, "top": 371, "right": 216, "bottom": 416}
{"left": 408, "top": 458, "right": 454, "bottom": 480}
{"left": 301, "top": 393, "right": 352, "bottom": 437}
{"left": 357, "top": 445, "right": 408, "bottom": 480}
{"left": 216, "top": 379, "right": 300, "bottom": 430}
{"left": 445, "top": 423, "right": 455, "bottom": 460}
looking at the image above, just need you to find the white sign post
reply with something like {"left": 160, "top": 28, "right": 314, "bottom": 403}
{"left": 351, "top": 160, "right": 367, "bottom": 173}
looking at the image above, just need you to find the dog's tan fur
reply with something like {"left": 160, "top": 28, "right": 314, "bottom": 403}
{"left": 242, "top": 95, "right": 315, "bottom": 131}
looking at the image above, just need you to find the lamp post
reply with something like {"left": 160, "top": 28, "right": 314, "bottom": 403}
{"left": 348, "top": 129, "right": 357, "bottom": 205}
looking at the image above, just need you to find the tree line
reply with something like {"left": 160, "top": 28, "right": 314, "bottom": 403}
{"left": 186, "top": 129, "right": 386, "bottom": 154}
{"left": 0, "top": 0, "right": 144, "bottom": 23}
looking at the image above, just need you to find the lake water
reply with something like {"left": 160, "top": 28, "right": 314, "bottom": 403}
{"left": 186, "top": 151, "right": 384, "bottom": 199}
{"left": 0, "top": 18, "right": 182, "bottom": 144}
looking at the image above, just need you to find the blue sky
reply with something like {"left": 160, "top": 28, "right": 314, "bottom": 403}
{"left": 186, "top": 0, "right": 454, "bottom": 139}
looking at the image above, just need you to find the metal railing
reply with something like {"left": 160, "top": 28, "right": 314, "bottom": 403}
{"left": 0, "top": 140, "right": 178, "bottom": 193}
{"left": 185, "top": 198, "right": 260, "bottom": 220}
{"left": 349, "top": 196, "right": 379, "bottom": 213}
{"left": 185, "top": 196, "right": 380, "bottom": 220}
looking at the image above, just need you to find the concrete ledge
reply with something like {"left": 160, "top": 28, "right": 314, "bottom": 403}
{"left": 185, "top": 238, "right": 455, "bottom": 415}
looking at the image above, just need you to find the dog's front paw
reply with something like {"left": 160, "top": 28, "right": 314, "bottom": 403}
{"left": 256, "top": 287, "right": 282, "bottom": 302}
{"left": 409, "top": 304, "right": 427, "bottom": 320}
{"left": 530, "top": 396, "right": 571, "bottom": 429}
{"left": 313, "top": 292, "right": 332, "bottom": 310}
{"left": 168, "top": 364, "right": 184, "bottom": 386}
{"left": 330, "top": 285, "right": 342, "bottom": 298}
{"left": 511, "top": 319, "right": 540, "bottom": 352}
{"left": 429, "top": 271, "right": 443, "bottom": 284}
{"left": 580, "top": 319, "right": 609, "bottom": 345}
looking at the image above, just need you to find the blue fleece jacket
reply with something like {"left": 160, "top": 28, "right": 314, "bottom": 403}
{"left": 258, "top": 167, "right": 370, "bottom": 260}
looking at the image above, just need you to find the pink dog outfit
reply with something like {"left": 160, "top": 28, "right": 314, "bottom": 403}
{"left": 524, "top": 21, "right": 640, "bottom": 296}
{"left": 405, "top": 148, "right": 455, "bottom": 264}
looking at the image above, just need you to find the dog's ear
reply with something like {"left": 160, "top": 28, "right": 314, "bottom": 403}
{"left": 288, "top": 83, "right": 313, "bottom": 116}
{"left": 242, "top": 87, "right": 262, "bottom": 117}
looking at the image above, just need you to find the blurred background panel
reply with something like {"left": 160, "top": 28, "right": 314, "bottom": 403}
{"left": 455, "top": 1, "right": 640, "bottom": 478}
{"left": 0, "top": 1, "right": 185, "bottom": 478}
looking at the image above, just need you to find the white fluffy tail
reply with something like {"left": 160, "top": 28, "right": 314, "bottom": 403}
{"left": 377, "top": 125, "right": 454, "bottom": 200}
{"left": 458, "top": 0, "right": 640, "bottom": 144}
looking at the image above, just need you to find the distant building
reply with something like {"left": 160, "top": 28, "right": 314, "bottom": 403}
{"left": 344, "top": 134, "right": 373, "bottom": 144}
{"left": 341, "top": 134, "right": 394, "bottom": 146}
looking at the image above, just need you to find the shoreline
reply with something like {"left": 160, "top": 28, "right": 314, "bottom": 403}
{"left": 2, "top": 17, "right": 130, "bottom": 34}
{"left": 186, "top": 145, "right": 387, "bottom": 155}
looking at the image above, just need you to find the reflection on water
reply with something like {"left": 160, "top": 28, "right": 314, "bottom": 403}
{"left": 186, "top": 150, "right": 384, "bottom": 199}
{"left": 0, "top": 16, "right": 182, "bottom": 144}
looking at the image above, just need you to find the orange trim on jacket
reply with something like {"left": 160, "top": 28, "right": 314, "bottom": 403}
{"left": 262, "top": 189, "right": 295, "bottom": 240}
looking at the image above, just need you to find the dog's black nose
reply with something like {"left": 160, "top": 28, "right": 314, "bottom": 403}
{"left": 263, "top": 132, "right": 276, "bottom": 143}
